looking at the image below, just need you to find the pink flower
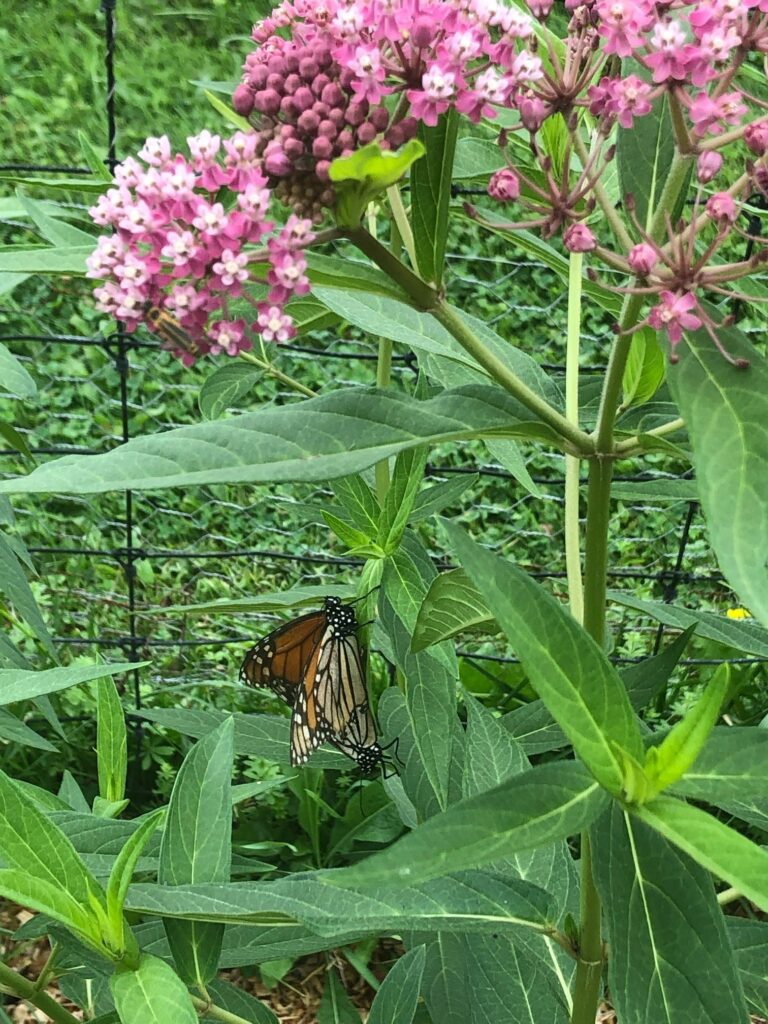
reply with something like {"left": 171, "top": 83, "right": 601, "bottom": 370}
{"left": 138, "top": 136, "right": 173, "bottom": 167}
{"left": 596, "top": 0, "right": 654, "bottom": 57}
{"left": 628, "top": 243, "right": 657, "bottom": 276}
{"left": 212, "top": 249, "right": 250, "bottom": 289}
{"left": 745, "top": 120, "right": 768, "bottom": 155}
{"left": 706, "top": 192, "right": 738, "bottom": 223}
{"left": 256, "top": 304, "right": 296, "bottom": 343}
{"left": 697, "top": 150, "right": 723, "bottom": 183}
{"left": 644, "top": 21, "right": 693, "bottom": 83}
{"left": 648, "top": 291, "right": 702, "bottom": 345}
{"left": 488, "top": 167, "right": 520, "bottom": 202}
{"left": 407, "top": 64, "right": 458, "bottom": 126}
{"left": 563, "top": 224, "right": 596, "bottom": 253}
{"left": 209, "top": 319, "right": 251, "bottom": 356}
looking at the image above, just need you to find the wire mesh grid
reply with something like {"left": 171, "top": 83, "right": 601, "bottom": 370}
{"left": 1, "top": 0, "right": 766, "bottom": 758}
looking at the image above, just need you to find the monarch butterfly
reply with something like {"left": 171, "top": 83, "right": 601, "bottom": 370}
{"left": 240, "top": 596, "right": 385, "bottom": 774}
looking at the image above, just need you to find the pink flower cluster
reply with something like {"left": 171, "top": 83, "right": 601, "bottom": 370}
{"left": 87, "top": 133, "right": 313, "bottom": 364}
{"left": 233, "top": 0, "right": 544, "bottom": 215}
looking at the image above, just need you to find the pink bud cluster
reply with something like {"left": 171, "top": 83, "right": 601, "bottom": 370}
{"left": 87, "top": 133, "right": 314, "bottom": 364}
{"left": 233, "top": 0, "right": 544, "bottom": 216}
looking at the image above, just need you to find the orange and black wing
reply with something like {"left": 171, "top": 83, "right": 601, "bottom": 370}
{"left": 240, "top": 611, "right": 326, "bottom": 706}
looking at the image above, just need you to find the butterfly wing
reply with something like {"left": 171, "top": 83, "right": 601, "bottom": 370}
{"left": 240, "top": 611, "right": 326, "bottom": 705}
{"left": 290, "top": 623, "right": 335, "bottom": 765}
{"left": 315, "top": 634, "right": 382, "bottom": 773}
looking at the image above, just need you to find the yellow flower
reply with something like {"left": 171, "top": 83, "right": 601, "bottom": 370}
{"left": 726, "top": 607, "right": 751, "bottom": 620}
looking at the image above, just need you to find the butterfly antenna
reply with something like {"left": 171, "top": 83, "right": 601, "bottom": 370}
{"left": 348, "top": 584, "right": 381, "bottom": 607}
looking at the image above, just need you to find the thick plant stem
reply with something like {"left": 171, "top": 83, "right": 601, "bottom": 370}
{"left": 375, "top": 336, "right": 394, "bottom": 502}
{"left": 0, "top": 961, "right": 80, "bottom": 1024}
{"left": 565, "top": 253, "right": 584, "bottom": 623}
{"left": 191, "top": 994, "right": 260, "bottom": 1024}
{"left": 571, "top": 833, "right": 604, "bottom": 1024}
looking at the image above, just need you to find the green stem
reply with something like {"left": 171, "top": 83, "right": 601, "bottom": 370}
{"left": 716, "top": 886, "right": 742, "bottom": 906}
{"left": 0, "top": 960, "right": 80, "bottom": 1024}
{"left": 190, "top": 994, "right": 260, "bottom": 1024}
{"left": 570, "top": 833, "right": 604, "bottom": 1024}
{"left": 239, "top": 350, "right": 317, "bottom": 399}
{"left": 565, "top": 253, "right": 584, "bottom": 623}
{"left": 386, "top": 185, "right": 418, "bottom": 270}
{"left": 593, "top": 292, "right": 645, "bottom": 452}
{"left": 572, "top": 134, "right": 634, "bottom": 253}
{"left": 375, "top": 336, "right": 394, "bottom": 503}
{"left": 614, "top": 416, "right": 685, "bottom": 456}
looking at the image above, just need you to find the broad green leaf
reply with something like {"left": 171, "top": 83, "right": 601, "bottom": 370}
{"left": 609, "top": 591, "right": 768, "bottom": 657}
{"left": 0, "top": 868, "right": 97, "bottom": 941}
{"left": 728, "top": 919, "right": 768, "bottom": 1017}
{"left": 17, "top": 192, "right": 96, "bottom": 246}
{"left": 97, "top": 676, "right": 127, "bottom": 804}
{"left": 137, "top": 708, "right": 347, "bottom": 770}
{"left": 381, "top": 534, "right": 458, "bottom": 809}
{"left": 318, "top": 968, "right": 360, "bottom": 1024}
{"left": 332, "top": 760, "right": 608, "bottom": 889}
{"left": 445, "top": 522, "right": 643, "bottom": 791}
{"left": 617, "top": 82, "right": 677, "bottom": 231}
{"left": 412, "top": 568, "right": 494, "bottom": 652}
{"left": 673, "top": 726, "right": 768, "bottom": 805}
{"left": 368, "top": 946, "right": 426, "bottom": 1024}
{"left": 106, "top": 808, "right": 165, "bottom": 953}
{"left": 199, "top": 364, "right": 264, "bottom": 420}
{"left": 408, "top": 474, "right": 477, "bottom": 523}
{"left": 0, "top": 245, "right": 93, "bottom": 274}
{"left": 110, "top": 953, "right": 198, "bottom": 1024}
{"left": 501, "top": 701, "right": 567, "bottom": 756}
{"left": 205, "top": 980, "right": 278, "bottom": 1024}
{"left": 0, "top": 707, "right": 57, "bottom": 751}
{"left": 322, "top": 510, "right": 377, "bottom": 552}
{"left": 378, "top": 447, "right": 428, "bottom": 551}
{"left": 0, "top": 662, "right": 147, "bottom": 706}
{"left": 618, "top": 626, "right": 696, "bottom": 713}
{"left": 611, "top": 479, "right": 698, "bottom": 503}
{"left": 378, "top": 688, "right": 440, "bottom": 822}
{"left": 622, "top": 327, "right": 665, "bottom": 408}
{"left": 643, "top": 665, "right": 729, "bottom": 800}
{"left": 164, "top": 584, "right": 352, "bottom": 616}
{"left": 0, "top": 342, "right": 36, "bottom": 398}
{"left": 330, "top": 140, "right": 426, "bottom": 226}
{"left": 411, "top": 110, "right": 458, "bottom": 287}
{"left": 126, "top": 870, "right": 555, "bottom": 937}
{"left": 592, "top": 806, "right": 747, "bottom": 1024}
{"left": 332, "top": 475, "right": 381, "bottom": 537}
{"left": 159, "top": 717, "right": 234, "bottom": 988}
{"left": 453, "top": 137, "right": 506, "bottom": 180}
{"left": 0, "top": 385, "right": 558, "bottom": 496}
{"left": 0, "top": 533, "right": 54, "bottom": 655}
{"left": 635, "top": 796, "right": 768, "bottom": 912}
{"left": 307, "top": 251, "right": 408, "bottom": 300}
{"left": 417, "top": 934, "right": 470, "bottom": 1024}
{"left": 667, "top": 324, "right": 768, "bottom": 628}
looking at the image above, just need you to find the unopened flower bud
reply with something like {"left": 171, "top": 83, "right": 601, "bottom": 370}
{"left": 264, "top": 145, "right": 293, "bottom": 177}
{"left": 563, "top": 224, "right": 596, "bottom": 253}
{"left": 299, "top": 58, "right": 320, "bottom": 81}
{"left": 518, "top": 95, "right": 549, "bottom": 133}
{"left": 696, "top": 150, "right": 722, "bottom": 184}
{"left": 321, "top": 82, "right": 344, "bottom": 107}
{"left": 298, "top": 109, "right": 321, "bottom": 134}
{"left": 745, "top": 121, "right": 768, "bottom": 156}
{"left": 358, "top": 121, "right": 378, "bottom": 144}
{"left": 312, "top": 136, "right": 334, "bottom": 160}
{"left": 370, "top": 106, "right": 390, "bottom": 132}
{"left": 411, "top": 15, "right": 435, "bottom": 48}
{"left": 488, "top": 167, "right": 520, "bottom": 202}
{"left": 254, "top": 89, "right": 282, "bottom": 116}
{"left": 628, "top": 243, "right": 657, "bottom": 276}
{"left": 527, "top": 0, "right": 553, "bottom": 17}
{"left": 293, "top": 87, "right": 315, "bottom": 112}
{"left": 232, "top": 84, "right": 255, "bottom": 116}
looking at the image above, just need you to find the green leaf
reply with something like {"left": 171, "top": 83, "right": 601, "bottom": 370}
{"left": 666, "top": 324, "right": 768, "bottom": 628}
{"left": 444, "top": 521, "right": 643, "bottom": 792}
{"left": 0, "top": 708, "right": 57, "bottom": 751}
{"left": 329, "top": 140, "right": 426, "bottom": 226}
{"left": 204, "top": 980, "right": 278, "bottom": 1024}
{"left": 622, "top": 327, "right": 665, "bottom": 408}
{"left": 0, "top": 421, "right": 33, "bottom": 459}
{"left": 611, "top": 479, "right": 698, "bottom": 503}
{"left": 0, "top": 868, "right": 98, "bottom": 941}
{"left": 412, "top": 568, "right": 494, "bottom": 652}
{"left": 199, "top": 363, "right": 263, "bottom": 420}
{"left": 204, "top": 89, "right": 251, "bottom": 131}
{"left": 378, "top": 447, "right": 428, "bottom": 551}
{"left": 609, "top": 591, "right": 768, "bottom": 657}
{"left": 78, "top": 132, "right": 114, "bottom": 181}
{"left": 17, "top": 192, "right": 97, "bottom": 246}
{"left": 453, "top": 137, "right": 506, "bottom": 180}
{"left": 331, "top": 760, "right": 608, "bottom": 889}
{"left": 164, "top": 584, "right": 352, "bottom": 616}
{"left": 0, "top": 245, "right": 94, "bottom": 274}
{"left": 367, "top": 946, "right": 426, "bottom": 1024}
{"left": 58, "top": 771, "right": 91, "bottom": 812}
{"left": 411, "top": 110, "right": 458, "bottom": 287}
{"left": 0, "top": 385, "right": 558, "bottom": 496}
{"left": 673, "top": 726, "right": 768, "bottom": 805}
{"left": 97, "top": 676, "right": 127, "bottom": 804}
{"left": 0, "top": 342, "right": 36, "bottom": 398}
{"left": 408, "top": 473, "right": 477, "bottom": 523}
{"left": 0, "top": 532, "right": 54, "bottom": 655}
{"left": 110, "top": 954, "right": 198, "bottom": 1024}
{"left": 634, "top": 796, "right": 768, "bottom": 913}
{"left": 332, "top": 475, "right": 381, "bottom": 537}
{"left": 159, "top": 718, "right": 234, "bottom": 988}
{"left": 307, "top": 252, "right": 407, "bottom": 300}
{"left": 617, "top": 83, "right": 676, "bottom": 231}
{"left": 318, "top": 968, "right": 360, "bottom": 1024}
{"left": 484, "top": 439, "right": 541, "bottom": 496}
{"left": 126, "top": 870, "right": 555, "bottom": 937}
{"left": 0, "top": 662, "right": 147, "bottom": 706}
{"left": 592, "top": 805, "right": 747, "bottom": 1024}
{"left": 728, "top": 919, "right": 768, "bottom": 1017}
{"left": 322, "top": 510, "right": 378, "bottom": 552}
{"left": 106, "top": 808, "right": 164, "bottom": 956}
{"left": 643, "top": 664, "right": 729, "bottom": 800}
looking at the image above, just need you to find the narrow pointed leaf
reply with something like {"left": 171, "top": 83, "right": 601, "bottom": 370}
{"left": 0, "top": 342, "right": 36, "bottom": 398}
{"left": 368, "top": 946, "right": 426, "bottom": 1024}
{"left": 318, "top": 968, "right": 361, "bottom": 1024}
{"left": 0, "top": 662, "right": 148, "bottom": 706}
{"left": 97, "top": 676, "right": 127, "bottom": 804}
{"left": 673, "top": 726, "right": 768, "bottom": 804}
{"left": 411, "top": 110, "right": 458, "bottom": 288}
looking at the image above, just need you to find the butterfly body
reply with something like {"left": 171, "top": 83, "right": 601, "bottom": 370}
{"left": 240, "top": 596, "right": 384, "bottom": 774}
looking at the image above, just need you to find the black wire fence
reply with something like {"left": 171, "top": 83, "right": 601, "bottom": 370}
{"left": 2, "top": 1, "right": 766, "bottom": 785}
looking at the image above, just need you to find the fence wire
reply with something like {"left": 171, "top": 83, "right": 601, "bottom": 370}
{"left": 1, "top": 0, "right": 766, "bottom": 776}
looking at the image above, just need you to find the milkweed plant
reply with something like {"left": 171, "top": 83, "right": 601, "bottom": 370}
{"left": 2, "top": 1, "right": 768, "bottom": 1023}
